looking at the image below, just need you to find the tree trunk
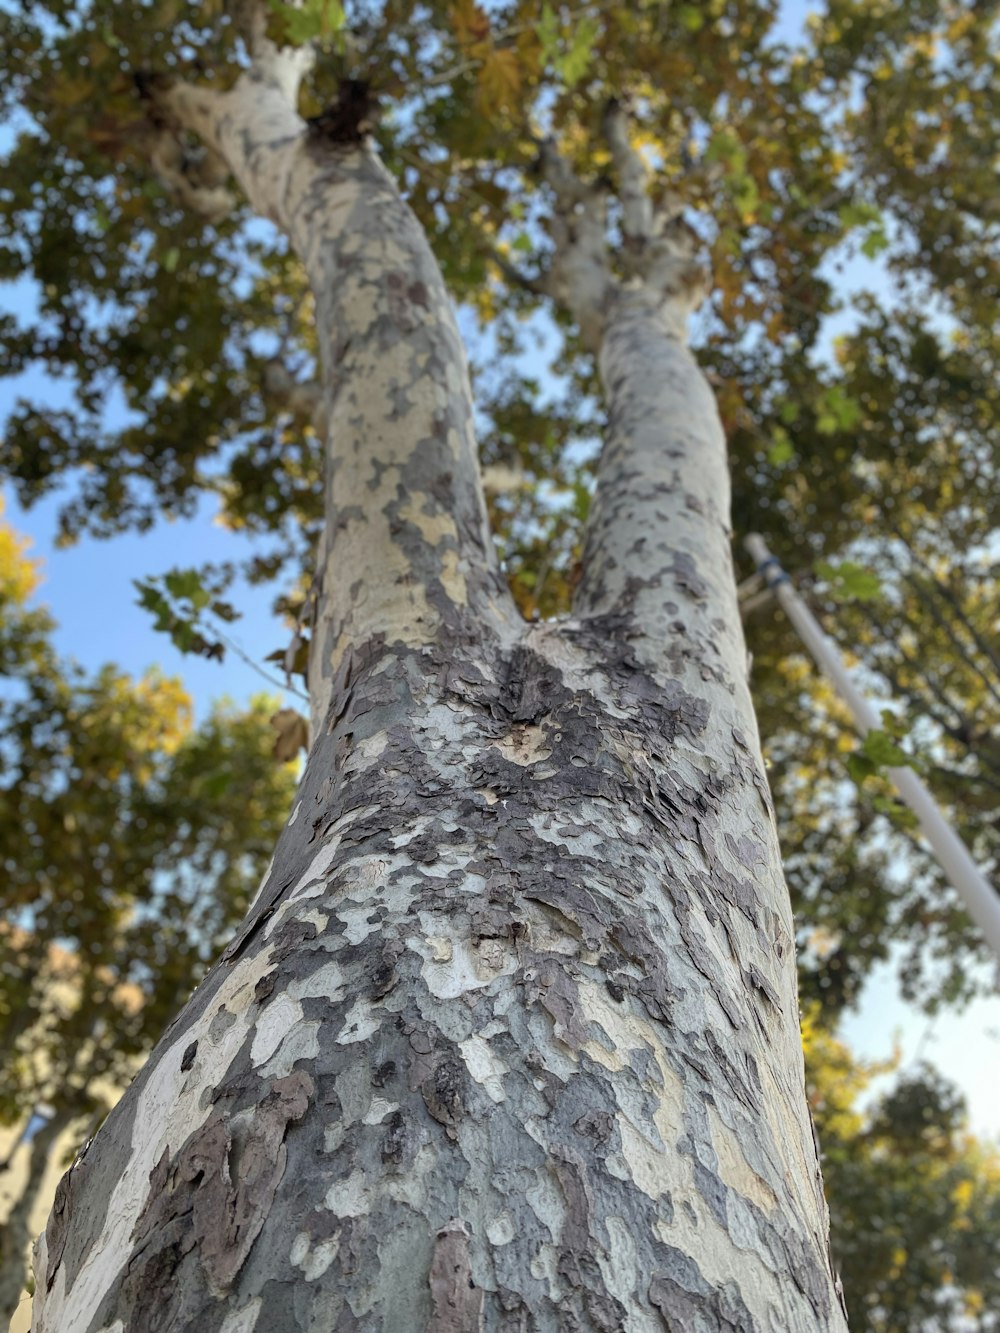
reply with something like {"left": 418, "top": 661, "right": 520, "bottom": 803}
{"left": 30, "top": 51, "right": 848, "bottom": 1333}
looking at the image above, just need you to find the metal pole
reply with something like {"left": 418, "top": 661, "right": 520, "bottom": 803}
{"left": 745, "top": 532, "right": 1000, "bottom": 962}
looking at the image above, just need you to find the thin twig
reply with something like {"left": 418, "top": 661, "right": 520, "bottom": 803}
{"left": 211, "top": 623, "right": 310, "bottom": 701}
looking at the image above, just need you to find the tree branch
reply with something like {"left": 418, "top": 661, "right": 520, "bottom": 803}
{"left": 146, "top": 126, "right": 237, "bottom": 222}
{"left": 245, "top": 1, "right": 316, "bottom": 105}
{"left": 602, "top": 99, "right": 653, "bottom": 244}
{"left": 262, "top": 358, "right": 327, "bottom": 434}
{"left": 537, "top": 138, "right": 613, "bottom": 350}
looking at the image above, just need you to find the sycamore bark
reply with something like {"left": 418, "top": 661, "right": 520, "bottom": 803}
{"left": 30, "top": 43, "right": 848, "bottom": 1333}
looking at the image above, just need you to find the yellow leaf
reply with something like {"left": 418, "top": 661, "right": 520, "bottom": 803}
{"left": 477, "top": 47, "right": 521, "bottom": 113}
{"left": 0, "top": 498, "right": 43, "bottom": 605}
{"left": 451, "top": 0, "right": 490, "bottom": 50}
{"left": 270, "top": 708, "right": 309, "bottom": 761}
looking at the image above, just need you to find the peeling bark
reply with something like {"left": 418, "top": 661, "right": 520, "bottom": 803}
{"left": 31, "top": 46, "right": 848, "bottom": 1333}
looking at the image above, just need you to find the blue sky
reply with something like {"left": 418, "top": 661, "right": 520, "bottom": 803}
{"left": 2, "top": 0, "right": 999, "bottom": 1139}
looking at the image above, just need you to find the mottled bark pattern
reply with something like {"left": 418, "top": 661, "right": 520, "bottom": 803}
{"left": 164, "top": 68, "right": 506, "bottom": 735}
{"left": 30, "top": 622, "right": 844, "bottom": 1332}
{"left": 31, "top": 40, "right": 848, "bottom": 1333}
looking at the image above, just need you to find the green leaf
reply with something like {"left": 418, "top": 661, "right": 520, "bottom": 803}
{"left": 838, "top": 201, "right": 882, "bottom": 230}
{"left": 768, "top": 430, "right": 794, "bottom": 466}
{"left": 816, "top": 385, "right": 862, "bottom": 434}
{"left": 870, "top": 795, "right": 918, "bottom": 828}
{"left": 846, "top": 752, "right": 878, "bottom": 785}
{"left": 536, "top": 3, "right": 559, "bottom": 63}
{"left": 731, "top": 174, "right": 760, "bottom": 218}
{"left": 779, "top": 400, "right": 800, "bottom": 425}
{"left": 815, "top": 560, "right": 882, "bottom": 602}
{"left": 860, "top": 227, "right": 890, "bottom": 259}
{"left": 197, "top": 769, "right": 233, "bottom": 799}
{"left": 162, "top": 247, "right": 180, "bottom": 274}
{"left": 678, "top": 5, "right": 704, "bottom": 30}
{"left": 704, "top": 129, "right": 746, "bottom": 170}
{"left": 860, "top": 728, "right": 910, "bottom": 768}
{"left": 554, "top": 16, "right": 599, "bottom": 87}
{"left": 511, "top": 232, "right": 533, "bottom": 254}
{"left": 163, "top": 568, "right": 209, "bottom": 607}
{"left": 267, "top": 0, "right": 344, "bottom": 46}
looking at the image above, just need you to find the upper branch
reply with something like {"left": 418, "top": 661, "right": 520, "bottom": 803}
{"left": 535, "top": 111, "right": 710, "bottom": 350}
{"left": 537, "top": 139, "right": 614, "bottom": 351}
{"left": 602, "top": 99, "right": 654, "bottom": 246}
{"left": 245, "top": 1, "right": 316, "bottom": 105}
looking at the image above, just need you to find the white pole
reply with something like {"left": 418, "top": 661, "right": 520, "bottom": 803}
{"left": 745, "top": 532, "right": 1000, "bottom": 963}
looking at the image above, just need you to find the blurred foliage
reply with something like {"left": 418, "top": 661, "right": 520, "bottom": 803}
{"left": 0, "top": 0, "right": 996, "bottom": 1004}
{"left": 0, "top": 502, "right": 298, "bottom": 1129}
{"left": 804, "top": 1008, "right": 1000, "bottom": 1331}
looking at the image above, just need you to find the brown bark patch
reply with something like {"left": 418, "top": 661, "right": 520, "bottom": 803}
{"left": 428, "top": 1219, "right": 484, "bottom": 1332}
{"left": 129, "top": 1070, "right": 314, "bottom": 1298}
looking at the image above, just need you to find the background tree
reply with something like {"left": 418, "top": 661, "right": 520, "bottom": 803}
{"left": 804, "top": 1010, "right": 1000, "bottom": 1331}
{"left": 0, "top": 505, "right": 298, "bottom": 1322}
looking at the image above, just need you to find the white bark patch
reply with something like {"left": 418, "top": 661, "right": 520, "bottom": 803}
{"left": 285, "top": 835, "right": 344, "bottom": 901}
{"left": 218, "top": 1298, "right": 263, "bottom": 1333}
{"left": 410, "top": 931, "right": 516, "bottom": 999}
{"left": 428, "top": 935, "right": 453, "bottom": 962}
{"left": 287, "top": 880, "right": 326, "bottom": 906}
{"left": 334, "top": 997, "right": 381, "bottom": 1045}
{"left": 458, "top": 1035, "right": 508, "bottom": 1103}
{"left": 529, "top": 1243, "right": 563, "bottom": 1301}
{"left": 395, "top": 499, "right": 458, "bottom": 549}
{"left": 526, "top": 1171, "right": 567, "bottom": 1242}
{"left": 576, "top": 982, "right": 690, "bottom": 1201}
{"left": 351, "top": 729, "right": 388, "bottom": 761}
{"left": 291, "top": 1231, "right": 340, "bottom": 1281}
{"left": 491, "top": 724, "right": 553, "bottom": 766}
{"left": 34, "top": 949, "right": 274, "bottom": 1333}
{"left": 654, "top": 1192, "right": 787, "bottom": 1318}
{"left": 485, "top": 1213, "right": 515, "bottom": 1246}
{"left": 438, "top": 548, "right": 468, "bottom": 608}
{"left": 259, "top": 1020, "right": 321, "bottom": 1080}
{"left": 525, "top": 903, "right": 582, "bottom": 959}
{"left": 709, "top": 1106, "right": 778, "bottom": 1214}
{"left": 336, "top": 903, "right": 384, "bottom": 945}
{"left": 288, "top": 961, "right": 347, "bottom": 1003}
{"left": 576, "top": 981, "right": 645, "bottom": 1070}
{"left": 362, "top": 1098, "right": 399, "bottom": 1125}
{"left": 324, "top": 1169, "right": 372, "bottom": 1218}
{"left": 600, "top": 1218, "right": 662, "bottom": 1333}
{"left": 386, "top": 1143, "right": 437, "bottom": 1208}
{"left": 617, "top": 1117, "right": 683, "bottom": 1201}
{"left": 250, "top": 993, "right": 303, "bottom": 1067}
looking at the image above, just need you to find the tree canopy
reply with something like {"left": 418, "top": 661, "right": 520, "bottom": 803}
{"left": 804, "top": 1009, "right": 1000, "bottom": 1331}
